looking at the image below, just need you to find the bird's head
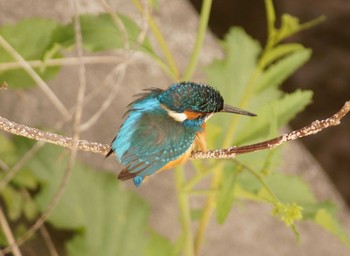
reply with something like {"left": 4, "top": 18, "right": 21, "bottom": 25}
{"left": 158, "top": 82, "right": 256, "bottom": 126}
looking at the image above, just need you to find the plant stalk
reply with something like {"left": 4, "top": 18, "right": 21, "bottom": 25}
{"left": 183, "top": 0, "right": 213, "bottom": 80}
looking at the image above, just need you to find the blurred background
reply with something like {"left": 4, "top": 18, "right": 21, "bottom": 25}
{"left": 0, "top": 0, "right": 349, "bottom": 255}
{"left": 189, "top": 0, "right": 350, "bottom": 203}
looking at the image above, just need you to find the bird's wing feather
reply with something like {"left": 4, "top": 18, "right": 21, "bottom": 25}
{"left": 117, "top": 110, "right": 197, "bottom": 179}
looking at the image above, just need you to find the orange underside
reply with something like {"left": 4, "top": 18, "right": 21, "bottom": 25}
{"left": 158, "top": 123, "right": 207, "bottom": 172}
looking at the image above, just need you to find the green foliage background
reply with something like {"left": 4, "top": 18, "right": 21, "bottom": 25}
{"left": 0, "top": 0, "right": 349, "bottom": 255}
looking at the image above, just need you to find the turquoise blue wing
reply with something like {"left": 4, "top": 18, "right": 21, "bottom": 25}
{"left": 114, "top": 110, "right": 197, "bottom": 180}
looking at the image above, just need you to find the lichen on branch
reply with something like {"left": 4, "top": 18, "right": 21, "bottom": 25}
{"left": 0, "top": 101, "right": 349, "bottom": 159}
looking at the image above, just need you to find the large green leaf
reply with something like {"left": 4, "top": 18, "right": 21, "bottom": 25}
{"left": 0, "top": 18, "right": 62, "bottom": 88}
{"left": 205, "top": 27, "right": 261, "bottom": 148}
{"left": 205, "top": 27, "right": 261, "bottom": 106}
{"left": 235, "top": 89, "right": 313, "bottom": 145}
{"left": 216, "top": 165, "right": 240, "bottom": 224}
{"left": 8, "top": 137, "right": 172, "bottom": 256}
{"left": 16, "top": 141, "right": 147, "bottom": 256}
{"left": 234, "top": 171, "right": 350, "bottom": 248}
{"left": 214, "top": 89, "right": 312, "bottom": 223}
{"left": 0, "top": 135, "right": 40, "bottom": 223}
{"left": 0, "top": 14, "right": 155, "bottom": 89}
{"left": 255, "top": 48, "right": 311, "bottom": 92}
{"left": 204, "top": 26, "right": 316, "bottom": 229}
{"left": 52, "top": 13, "right": 154, "bottom": 54}
{"left": 259, "top": 43, "right": 304, "bottom": 68}
{"left": 145, "top": 231, "right": 176, "bottom": 256}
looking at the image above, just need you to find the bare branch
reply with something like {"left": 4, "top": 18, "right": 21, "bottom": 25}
{"left": 98, "top": 0, "right": 130, "bottom": 50}
{"left": 0, "top": 207, "right": 23, "bottom": 256}
{"left": 0, "top": 55, "right": 126, "bottom": 72}
{"left": 39, "top": 225, "right": 59, "bottom": 256}
{"left": 191, "top": 100, "right": 350, "bottom": 159}
{"left": 0, "top": 2, "right": 89, "bottom": 252}
{"left": 78, "top": 62, "right": 127, "bottom": 131}
{"left": 0, "top": 35, "right": 71, "bottom": 119}
{"left": 0, "top": 115, "right": 109, "bottom": 153}
{"left": 0, "top": 101, "right": 349, "bottom": 159}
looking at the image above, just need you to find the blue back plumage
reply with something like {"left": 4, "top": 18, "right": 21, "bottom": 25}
{"left": 112, "top": 89, "right": 162, "bottom": 161}
{"left": 111, "top": 88, "right": 201, "bottom": 181}
{"left": 108, "top": 81, "right": 256, "bottom": 187}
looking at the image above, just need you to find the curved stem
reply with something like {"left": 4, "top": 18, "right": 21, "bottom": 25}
{"left": 237, "top": 160, "right": 280, "bottom": 204}
{"left": 175, "top": 166, "right": 195, "bottom": 256}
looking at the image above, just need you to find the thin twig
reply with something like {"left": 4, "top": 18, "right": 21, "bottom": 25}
{"left": 0, "top": 55, "right": 125, "bottom": 72}
{"left": 0, "top": 2, "right": 88, "bottom": 253}
{"left": 0, "top": 101, "right": 349, "bottom": 159}
{"left": 0, "top": 35, "right": 71, "bottom": 119}
{"left": 137, "top": 0, "right": 150, "bottom": 45}
{"left": 0, "top": 207, "right": 23, "bottom": 256}
{"left": 190, "top": 100, "right": 350, "bottom": 159}
{"left": 78, "top": 62, "right": 127, "bottom": 131}
{"left": 79, "top": 0, "right": 151, "bottom": 131}
{"left": 98, "top": 0, "right": 130, "bottom": 50}
{"left": 0, "top": 141, "right": 45, "bottom": 191}
{"left": 39, "top": 225, "right": 59, "bottom": 256}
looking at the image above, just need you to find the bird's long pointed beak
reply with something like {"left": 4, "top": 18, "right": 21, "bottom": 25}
{"left": 221, "top": 104, "right": 257, "bottom": 117}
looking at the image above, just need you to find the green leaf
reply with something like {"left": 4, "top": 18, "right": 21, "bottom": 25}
{"left": 0, "top": 135, "right": 17, "bottom": 166}
{"left": 10, "top": 167, "right": 38, "bottom": 189}
{"left": 275, "top": 14, "right": 325, "bottom": 43}
{"left": 2, "top": 186, "right": 23, "bottom": 220}
{"left": 266, "top": 173, "right": 350, "bottom": 247}
{"left": 14, "top": 139, "right": 151, "bottom": 256}
{"left": 206, "top": 27, "right": 261, "bottom": 106}
{"left": 205, "top": 27, "right": 261, "bottom": 148}
{"left": 0, "top": 18, "right": 62, "bottom": 88}
{"left": 259, "top": 43, "right": 305, "bottom": 70}
{"left": 235, "top": 171, "right": 350, "bottom": 248}
{"left": 53, "top": 13, "right": 154, "bottom": 54}
{"left": 0, "top": 14, "right": 155, "bottom": 89}
{"left": 216, "top": 166, "right": 240, "bottom": 224}
{"left": 145, "top": 231, "right": 176, "bottom": 256}
{"left": 23, "top": 196, "right": 39, "bottom": 220}
{"left": 263, "top": 172, "right": 316, "bottom": 204}
{"left": 235, "top": 89, "right": 313, "bottom": 145}
{"left": 256, "top": 48, "right": 311, "bottom": 93}
{"left": 0, "top": 135, "right": 39, "bottom": 221}
{"left": 315, "top": 209, "right": 350, "bottom": 250}
{"left": 190, "top": 208, "right": 203, "bottom": 221}
{"left": 80, "top": 13, "right": 142, "bottom": 51}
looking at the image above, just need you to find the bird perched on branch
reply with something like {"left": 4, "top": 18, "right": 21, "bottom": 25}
{"left": 106, "top": 81, "right": 256, "bottom": 187}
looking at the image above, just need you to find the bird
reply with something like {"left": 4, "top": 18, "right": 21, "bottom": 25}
{"left": 106, "top": 81, "right": 256, "bottom": 187}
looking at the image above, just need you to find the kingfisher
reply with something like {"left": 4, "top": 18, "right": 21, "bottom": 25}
{"left": 106, "top": 81, "right": 256, "bottom": 187}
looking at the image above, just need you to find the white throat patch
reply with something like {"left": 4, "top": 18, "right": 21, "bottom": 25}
{"left": 167, "top": 110, "right": 187, "bottom": 122}
{"left": 161, "top": 104, "right": 187, "bottom": 122}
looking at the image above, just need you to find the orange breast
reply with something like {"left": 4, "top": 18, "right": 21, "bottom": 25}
{"left": 158, "top": 123, "right": 207, "bottom": 172}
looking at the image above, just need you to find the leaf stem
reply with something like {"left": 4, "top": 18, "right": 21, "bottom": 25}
{"left": 183, "top": 0, "right": 212, "bottom": 80}
{"left": 132, "top": 0, "right": 180, "bottom": 80}
{"left": 175, "top": 166, "right": 195, "bottom": 256}
{"left": 238, "top": 161, "right": 280, "bottom": 204}
{"left": 193, "top": 161, "right": 224, "bottom": 255}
